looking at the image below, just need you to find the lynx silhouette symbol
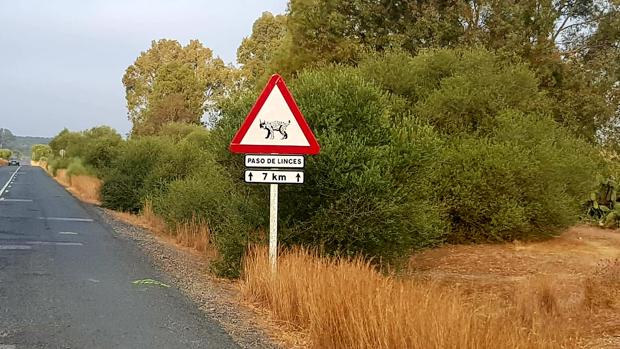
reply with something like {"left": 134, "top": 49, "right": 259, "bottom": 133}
{"left": 259, "top": 120, "right": 290, "bottom": 140}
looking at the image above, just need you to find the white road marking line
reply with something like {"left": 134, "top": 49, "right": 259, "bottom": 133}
{"left": 0, "top": 199, "right": 33, "bottom": 202}
{"left": 0, "top": 166, "right": 20, "bottom": 198}
{"left": 0, "top": 345, "right": 17, "bottom": 349}
{"left": 58, "top": 231, "right": 78, "bottom": 235}
{"left": 25, "top": 241, "right": 83, "bottom": 246}
{"left": 88, "top": 278, "right": 100, "bottom": 283}
{"left": 37, "top": 217, "right": 94, "bottom": 222}
{"left": 0, "top": 245, "right": 32, "bottom": 250}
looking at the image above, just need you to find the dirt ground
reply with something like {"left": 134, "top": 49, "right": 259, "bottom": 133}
{"left": 410, "top": 225, "right": 620, "bottom": 347}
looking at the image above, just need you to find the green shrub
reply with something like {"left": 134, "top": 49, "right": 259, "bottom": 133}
{"left": 359, "top": 49, "right": 459, "bottom": 104}
{"left": 77, "top": 128, "right": 122, "bottom": 173}
{"left": 31, "top": 144, "right": 52, "bottom": 161}
{"left": 48, "top": 157, "right": 72, "bottom": 176}
{"left": 142, "top": 131, "right": 212, "bottom": 198}
{"left": 154, "top": 162, "right": 253, "bottom": 278}
{"left": 360, "top": 48, "right": 548, "bottom": 135}
{"left": 100, "top": 172, "right": 142, "bottom": 212}
{"left": 100, "top": 137, "right": 172, "bottom": 212}
{"left": 49, "top": 126, "right": 122, "bottom": 175}
{"left": 158, "top": 122, "right": 206, "bottom": 142}
{"left": 436, "top": 111, "right": 600, "bottom": 242}
{"left": 100, "top": 128, "right": 214, "bottom": 213}
{"left": 66, "top": 158, "right": 92, "bottom": 177}
{"left": 49, "top": 129, "right": 84, "bottom": 157}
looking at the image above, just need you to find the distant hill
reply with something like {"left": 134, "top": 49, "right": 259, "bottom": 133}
{"left": 0, "top": 128, "right": 52, "bottom": 159}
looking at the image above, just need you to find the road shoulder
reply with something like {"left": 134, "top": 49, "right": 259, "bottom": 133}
{"left": 86, "top": 205, "right": 278, "bottom": 349}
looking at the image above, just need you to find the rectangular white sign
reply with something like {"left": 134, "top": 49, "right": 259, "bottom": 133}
{"left": 245, "top": 170, "right": 304, "bottom": 184}
{"left": 245, "top": 154, "right": 304, "bottom": 168}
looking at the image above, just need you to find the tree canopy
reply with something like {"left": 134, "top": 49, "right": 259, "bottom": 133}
{"left": 234, "top": 0, "right": 619, "bottom": 146}
{"left": 122, "top": 39, "right": 235, "bottom": 135}
{"left": 237, "top": 12, "right": 287, "bottom": 83}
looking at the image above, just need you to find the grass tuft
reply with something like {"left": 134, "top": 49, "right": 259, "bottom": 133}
{"left": 173, "top": 215, "right": 214, "bottom": 256}
{"left": 584, "top": 258, "right": 620, "bottom": 310}
{"left": 53, "top": 170, "right": 101, "bottom": 204}
{"left": 70, "top": 175, "right": 102, "bottom": 203}
{"left": 112, "top": 200, "right": 217, "bottom": 259}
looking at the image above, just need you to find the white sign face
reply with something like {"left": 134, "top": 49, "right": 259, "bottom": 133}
{"left": 245, "top": 170, "right": 304, "bottom": 184}
{"left": 245, "top": 155, "right": 304, "bottom": 169}
{"left": 239, "top": 85, "right": 311, "bottom": 147}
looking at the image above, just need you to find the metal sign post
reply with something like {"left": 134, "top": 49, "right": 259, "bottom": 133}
{"left": 269, "top": 183, "right": 278, "bottom": 272}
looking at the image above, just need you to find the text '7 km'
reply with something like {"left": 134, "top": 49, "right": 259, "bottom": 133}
{"left": 245, "top": 170, "right": 304, "bottom": 184}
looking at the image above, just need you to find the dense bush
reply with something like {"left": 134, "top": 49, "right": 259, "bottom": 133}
{"left": 31, "top": 144, "right": 52, "bottom": 161}
{"left": 49, "top": 126, "right": 122, "bottom": 175}
{"left": 204, "top": 54, "right": 606, "bottom": 271}
{"left": 285, "top": 67, "right": 446, "bottom": 260}
{"left": 360, "top": 49, "right": 549, "bottom": 135}
{"left": 358, "top": 49, "right": 603, "bottom": 242}
{"left": 100, "top": 137, "right": 173, "bottom": 212}
{"left": 47, "top": 157, "right": 72, "bottom": 176}
{"left": 66, "top": 158, "right": 92, "bottom": 177}
{"left": 436, "top": 111, "right": 599, "bottom": 242}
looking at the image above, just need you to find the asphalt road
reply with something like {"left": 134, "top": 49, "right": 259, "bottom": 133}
{"left": 0, "top": 165, "right": 239, "bottom": 349}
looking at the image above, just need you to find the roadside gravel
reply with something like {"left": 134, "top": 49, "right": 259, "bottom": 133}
{"left": 91, "top": 206, "right": 278, "bottom": 349}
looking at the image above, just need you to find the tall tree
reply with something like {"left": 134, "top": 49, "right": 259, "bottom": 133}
{"left": 269, "top": 1, "right": 614, "bottom": 77}
{"left": 123, "top": 39, "right": 234, "bottom": 135}
{"left": 237, "top": 12, "right": 287, "bottom": 83}
{"left": 269, "top": 0, "right": 466, "bottom": 76}
{"left": 0, "top": 128, "right": 16, "bottom": 149}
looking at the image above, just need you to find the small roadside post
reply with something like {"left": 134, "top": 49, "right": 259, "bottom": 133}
{"left": 230, "top": 74, "right": 320, "bottom": 273}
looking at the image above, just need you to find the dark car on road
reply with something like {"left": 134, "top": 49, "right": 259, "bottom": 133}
{"left": 8, "top": 159, "right": 20, "bottom": 166}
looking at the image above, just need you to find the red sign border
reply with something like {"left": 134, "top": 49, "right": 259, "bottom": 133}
{"left": 229, "top": 74, "right": 320, "bottom": 155}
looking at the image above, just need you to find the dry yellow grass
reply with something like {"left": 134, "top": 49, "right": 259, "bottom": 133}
{"left": 31, "top": 160, "right": 46, "bottom": 168}
{"left": 174, "top": 215, "right": 215, "bottom": 257}
{"left": 112, "top": 201, "right": 217, "bottom": 259}
{"left": 52, "top": 170, "right": 101, "bottom": 204}
{"left": 69, "top": 175, "right": 102, "bottom": 203}
{"left": 241, "top": 247, "right": 585, "bottom": 349}
{"left": 54, "top": 169, "right": 72, "bottom": 187}
{"left": 140, "top": 200, "right": 168, "bottom": 234}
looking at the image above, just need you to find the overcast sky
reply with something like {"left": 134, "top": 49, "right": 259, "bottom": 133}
{"left": 0, "top": 0, "right": 287, "bottom": 137}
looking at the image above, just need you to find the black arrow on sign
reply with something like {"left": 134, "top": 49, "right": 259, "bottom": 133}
{"left": 248, "top": 172, "right": 253, "bottom": 181}
{"left": 296, "top": 173, "right": 301, "bottom": 182}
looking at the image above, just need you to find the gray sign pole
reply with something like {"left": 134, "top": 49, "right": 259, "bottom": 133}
{"left": 269, "top": 183, "right": 279, "bottom": 273}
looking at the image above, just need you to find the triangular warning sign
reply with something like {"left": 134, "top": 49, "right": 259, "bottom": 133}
{"left": 229, "top": 74, "right": 320, "bottom": 155}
